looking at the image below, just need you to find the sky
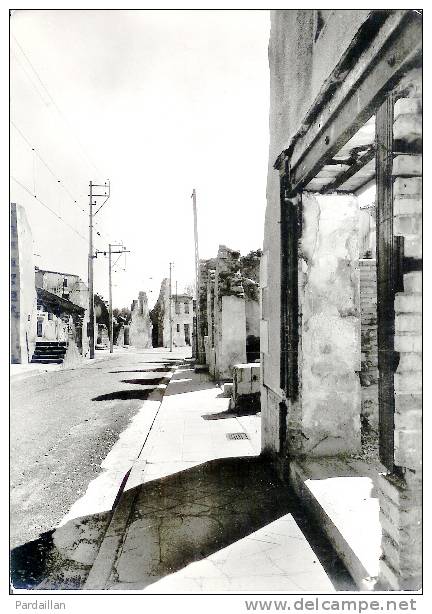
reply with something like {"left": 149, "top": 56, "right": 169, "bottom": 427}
{"left": 10, "top": 9, "right": 270, "bottom": 309}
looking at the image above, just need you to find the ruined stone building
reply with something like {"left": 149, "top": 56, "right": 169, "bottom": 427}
{"left": 172, "top": 293, "right": 194, "bottom": 347}
{"left": 129, "top": 291, "right": 153, "bottom": 349}
{"left": 150, "top": 280, "right": 194, "bottom": 348}
{"left": 198, "top": 246, "right": 261, "bottom": 380}
{"left": 262, "top": 10, "right": 422, "bottom": 590}
{"left": 10, "top": 203, "right": 37, "bottom": 364}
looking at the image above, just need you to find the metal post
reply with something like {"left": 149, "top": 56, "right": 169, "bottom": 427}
{"left": 88, "top": 181, "right": 95, "bottom": 359}
{"left": 191, "top": 189, "right": 202, "bottom": 362}
{"left": 169, "top": 262, "right": 173, "bottom": 352}
{"left": 108, "top": 243, "right": 113, "bottom": 353}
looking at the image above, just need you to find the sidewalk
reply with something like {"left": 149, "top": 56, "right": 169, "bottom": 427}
{"left": 85, "top": 367, "right": 351, "bottom": 593}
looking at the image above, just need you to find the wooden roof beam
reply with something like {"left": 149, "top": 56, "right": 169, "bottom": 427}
{"left": 321, "top": 146, "right": 375, "bottom": 193}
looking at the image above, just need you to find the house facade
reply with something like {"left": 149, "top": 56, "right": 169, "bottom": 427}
{"left": 150, "top": 280, "right": 194, "bottom": 348}
{"left": 35, "top": 268, "right": 90, "bottom": 356}
{"left": 262, "top": 10, "right": 422, "bottom": 590}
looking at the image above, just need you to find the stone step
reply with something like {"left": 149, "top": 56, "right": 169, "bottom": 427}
{"left": 31, "top": 358, "right": 63, "bottom": 364}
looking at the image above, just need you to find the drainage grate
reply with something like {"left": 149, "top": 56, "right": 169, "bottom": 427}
{"left": 226, "top": 432, "right": 249, "bottom": 441}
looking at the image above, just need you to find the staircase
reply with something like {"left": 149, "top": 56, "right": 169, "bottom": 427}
{"left": 31, "top": 341, "right": 68, "bottom": 364}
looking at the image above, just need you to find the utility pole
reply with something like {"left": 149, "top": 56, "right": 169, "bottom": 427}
{"left": 88, "top": 180, "right": 110, "bottom": 359}
{"left": 108, "top": 244, "right": 130, "bottom": 353}
{"left": 191, "top": 188, "right": 202, "bottom": 362}
{"left": 169, "top": 262, "right": 174, "bottom": 352}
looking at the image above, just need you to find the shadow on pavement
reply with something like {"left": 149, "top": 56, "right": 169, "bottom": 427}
{"left": 201, "top": 406, "right": 261, "bottom": 420}
{"left": 110, "top": 367, "right": 176, "bottom": 374}
{"left": 121, "top": 378, "right": 169, "bottom": 386}
{"left": 10, "top": 457, "right": 356, "bottom": 591}
{"left": 92, "top": 389, "right": 160, "bottom": 402}
{"left": 107, "top": 456, "right": 356, "bottom": 591}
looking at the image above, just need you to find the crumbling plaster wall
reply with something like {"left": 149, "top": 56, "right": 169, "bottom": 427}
{"left": 262, "top": 9, "right": 371, "bottom": 455}
{"left": 298, "top": 192, "right": 361, "bottom": 456}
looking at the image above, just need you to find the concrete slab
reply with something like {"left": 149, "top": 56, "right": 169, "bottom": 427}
{"left": 290, "top": 458, "right": 382, "bottom": 590}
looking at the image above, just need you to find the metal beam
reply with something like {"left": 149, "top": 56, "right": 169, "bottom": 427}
{"left": 287, "top": 12, "right": 422, "bottom": 195}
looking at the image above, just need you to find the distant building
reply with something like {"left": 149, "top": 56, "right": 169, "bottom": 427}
{"left": 150, "top": 280, "right": 194, "bottom": 348}
{"left": 172, "top": 293, "right": 194, "bottom": 347}
{"left": 35, "top": 267, "right": 90, "bottom": 356}
{"left": 129, "top": 291, "right": 152, "bottom": 348}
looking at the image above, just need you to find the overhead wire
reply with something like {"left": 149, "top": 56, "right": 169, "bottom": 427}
{"left": 11, "top": 175, "right": 88, "bottom": 243}
{"left": 11, "top": 33, "right": 102, "bottom": 178}
{"left": 11, "top": 119, "right": 112, "bottom": 245}
{"left": 11, "top": 35, "right": 116, "bottom": 251}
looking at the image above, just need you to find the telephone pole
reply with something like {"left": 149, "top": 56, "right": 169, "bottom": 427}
{"left": 88, "top": 180, "right": 110, "bottom": 359}
{"left": 169, "top": 262, "right": 174, "bottom": 352}
{"left": 191, "top": 189, "right": 202, "bottom": 362}
{"left": 108, "top": 244, "right": 130, "bottom": 353}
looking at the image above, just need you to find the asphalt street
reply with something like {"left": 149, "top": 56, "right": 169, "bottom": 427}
{"left": 10, "top": 348, "right": 187, "bottom": 551}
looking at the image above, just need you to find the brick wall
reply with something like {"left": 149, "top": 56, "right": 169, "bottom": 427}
{"left": 359, "top": 259, "right": 378, "bottom": 430}
{"left": 378, "top": 69, "right": 422, "bottom": 591}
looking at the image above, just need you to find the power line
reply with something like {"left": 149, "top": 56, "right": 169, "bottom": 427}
{"left": 11, "top": 33, "right": 102, "bottom": 178}
{"left": 11, "top": 120, "right": 87, "bottom": 214}
{"left": 11, "top": 119, "right": 111, "bottom": 244}
{"left": 11, "top": 175, "right": 87, "bottom": 243}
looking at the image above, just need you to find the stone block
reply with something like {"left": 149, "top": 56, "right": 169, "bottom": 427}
{"left": 393, "top": 177, "right": 422, "bottom": 197}
{"left": 395, "top": 293, "right": 422, "bottom": 313}
{"left": 392, "top": 154, "right": 422, "bottom": 177}
{"left": 403, "top": 272, "right": 422, "bottom": 294}
{"left": 394, "top": 429, "right": 422, "bottom": 470}
{"left": 395, "top": 392, "right": 422, "bottom": 412}
{"left": 393, "top": 98, "right": 422, "bottom": 119}
{"left": 396, "top": 353, "right": 422, "bottom": 372}
{"left": 393, "top": 195, "right": 422, "bottom": 216}
{"left": 403, "top": 238, "right": 422, "bottom": 259}
{"left": 393, "top": 113, "right": 422, "bottom": 142}
{"left": 394, "top": 370, "right": 422, "bottom": 394}
{"left": 395, "top": 314, "right": 422, "bottom": 333}
{"left": 394, "top": 407, "right": 421, "bottom": 432}
{"left": 393, "top": 214, "right": 422, "bottom": 238}
{"left": 381, "top": 534, "right": 422, "bottom": 577}
{"left": 394, "top": 334, "right": 421, "bottom": 353}
{"left": 378, "top": 473, "right": 421, "bottom": 506}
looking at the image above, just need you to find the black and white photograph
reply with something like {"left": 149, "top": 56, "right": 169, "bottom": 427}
{"left": 8, "top": 6, "right": 423, "bottom": 608}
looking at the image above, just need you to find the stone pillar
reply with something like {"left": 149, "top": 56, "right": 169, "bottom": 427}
{"left": 213, "top": 246, "right": 247, "bottom": 381}
{"left": 378, "top": 72, "right": 422, "bottom": 590}
{"left": 295, "top": 192, "right": 361, "bottom": 456}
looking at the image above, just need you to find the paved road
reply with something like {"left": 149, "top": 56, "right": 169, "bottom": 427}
{"left": 10, "top": 348, "right": 189, "bottom": 550}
